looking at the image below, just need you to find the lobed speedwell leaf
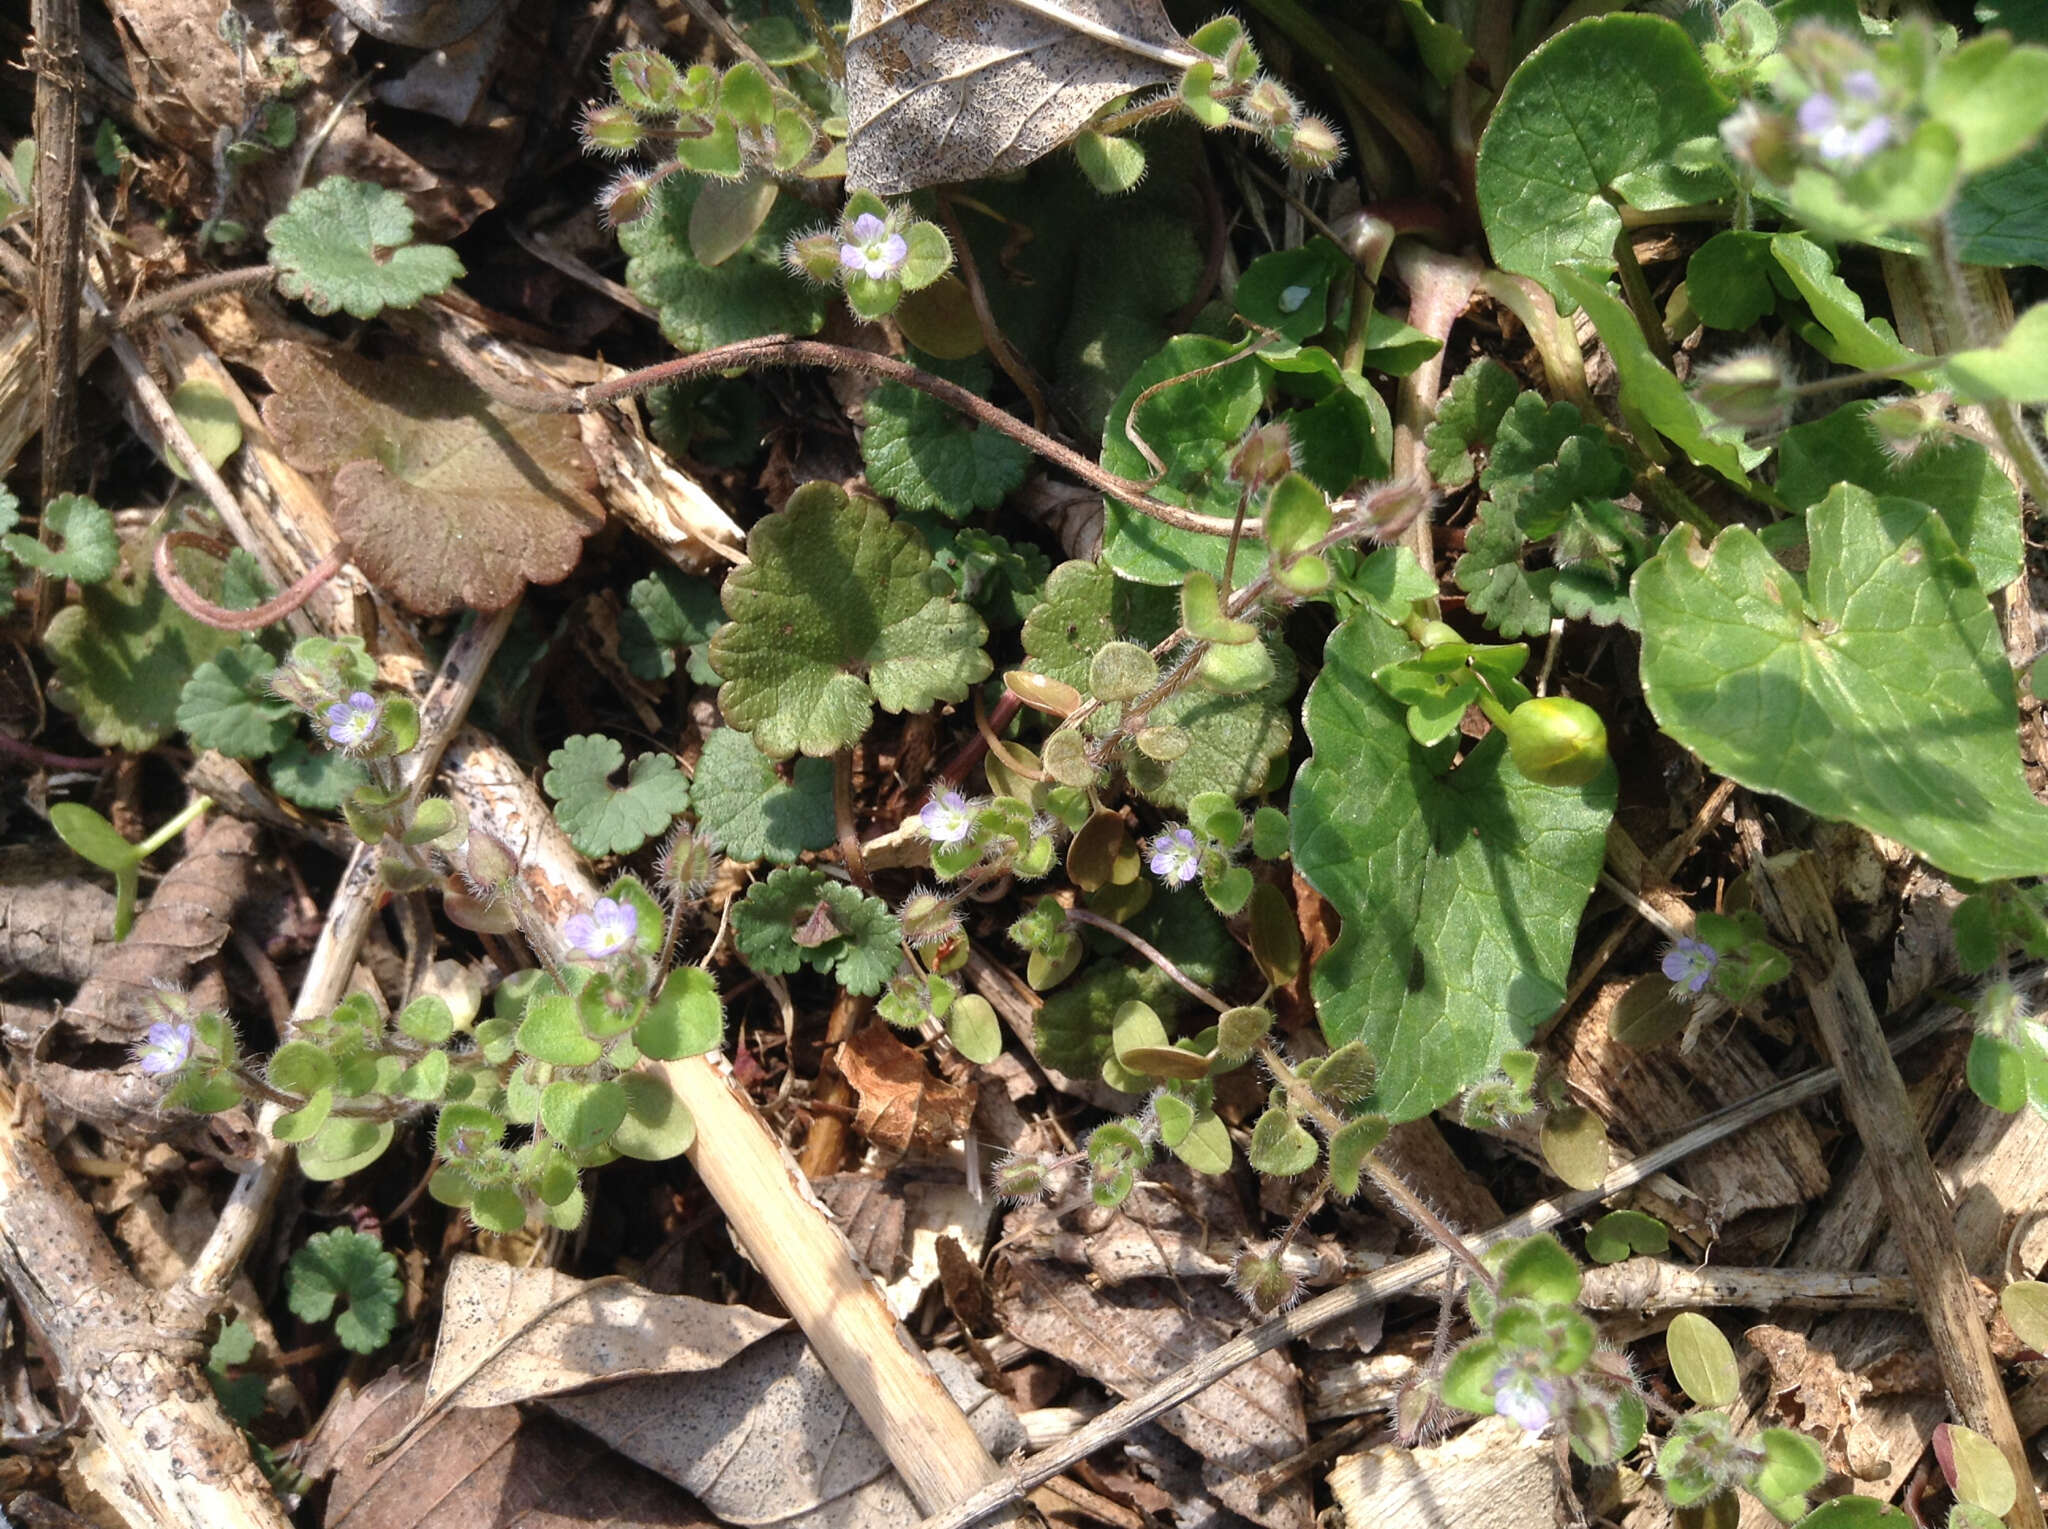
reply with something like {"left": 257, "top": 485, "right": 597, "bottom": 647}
{"left": 543, "top": 734, "right": 691, "bottom": 857}
{"left": 3, "top": 494, "right": 118, "bottom": 584}
{"left": 265, "top": 176, "right": 464, "bottom": 319}
{"left": 709, "top": 482, "right": 991, "bottom": 759}
{"left": 730, "top": 865, "right": 903, "bottom": 996}
{"left": 286, "top": 1228, "right": 402, "bottom": 1353}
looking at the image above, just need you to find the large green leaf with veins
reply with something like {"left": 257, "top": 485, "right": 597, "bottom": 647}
{"left": 1292, "top": 615, "right": 1613, "bottom": 1121}
{"left": 1475, "top": 15, "right": 1729, "bottom": 299}
{"left": 1636, "top": 483, "right": 2048, "bottom": 880}
{"left": 709, "top": 483, "right": 990, "bottom": 759}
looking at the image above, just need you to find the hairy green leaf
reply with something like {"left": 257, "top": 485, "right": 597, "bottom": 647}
{"left": 620, "top": 565, "right": 723, "bottom": 684}
{"left": 3, "top": 494, "right": 118, "bottom": 584}
{"left": 689, "top": 725, "right": 836, "bottom": 863}
{"left": 709, "top": 483, "right": 990, "bottom": 758}
{"left": 861, "top": 360, "right": 1031, "bottom": 519}
{"left": 287, "top": 1228, "right": 401, "bottom": 1353}
{"left": 1424, "top": 359, "right": 1519, "bottom": 488}
{"left": 619, "top": 173, "right": 826, "bottom": 353}
{"left": 177, "top": 643, "right": 296, "bottom": 758}
{"left": 265, "top": 176, "right": 464, "bottom": 319}
{"left": 1636, "top": 484, "right": 2048, "bottom": 879}
{"left": 729, "top": 865, "right": 903, "bottom": 995}
{"left": 1293, "top": 614, "right": 1613, "bottom": 1121}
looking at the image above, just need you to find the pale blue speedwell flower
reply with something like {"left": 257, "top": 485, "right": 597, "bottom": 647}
{"left": 565, "top": 896, "right": 638, "bottom": 960}
{"left": 839, "top": 213, "right": 908, "bottom": 280}
{"left": 325, "top": 691, "right": 382, "bottom": 750}
{"left": 1147, "top": 826, "right": 1202, "bottom": 887}
{"left": 1797, "top": 70, "right": 1893, "bottom": 165}
{"left": 918, "top": 789, "right": 977, "bottom": 846}
{"left": 1661, "top": 936, "right": 1719, "bottom": 997}
{"left": 1492, "top": 1364, "right": 1560, "bottom": 1433}
{"left": 137, "top": 1019, "right": 195, "bottom": 1076}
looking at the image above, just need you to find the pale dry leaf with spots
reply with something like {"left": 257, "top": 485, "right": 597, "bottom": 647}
{"left": 260, "top": 342, "right": 602, "bottom": 615}
{"left": 845, "top": 0, "right": 1195, "bottom": 194}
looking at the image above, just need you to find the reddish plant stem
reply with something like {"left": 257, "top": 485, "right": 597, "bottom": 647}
{"left": 154, "top": 533, "right": 345, "bottom": 632}
{"left": 0, "top": 729, "right": 113, "bottom": 771}
{"left": 939, "top": 691, "right": 1023, "bottom": 787}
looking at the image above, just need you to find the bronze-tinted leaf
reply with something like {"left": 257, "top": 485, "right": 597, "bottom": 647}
{"left": 260, "top": 343, "right": 602, "bottom": 615}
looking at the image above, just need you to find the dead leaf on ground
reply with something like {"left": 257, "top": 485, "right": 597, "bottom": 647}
{"left": 816, "top": 1171, "right": 995, "bottom": 1319}
{"left": 997, "top": 1256, "right": 1313, "bottom": 1529}
{"left": 309, "top": 1366, "right": 712, "bottom": 1528}
{"left": 0, "top": 845, "right": 119, "bottom": 983}
{"left": 424, "top": 1253, "right": 787, "bottom": 1411}
{"left": 542, "top": 1329, "right": 1024, "bottom": 1529}
{"left": 1745, "top": 1323, "right": 1877, "bottom": 1476}
{"left": 837, "top": 1024, "right": 977, "bottom": 1154}
{"left": 844, "top": 0, "right": 1189, "bottom": 194}
{"left": 260, "top": 343, "right": 602, "bottom": 615}
{"left": 1327, "top": 1415, "right": 1559, "bottom": 1529}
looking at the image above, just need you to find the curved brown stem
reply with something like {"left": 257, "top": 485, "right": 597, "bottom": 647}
{"left": 155, "top": 532, "right": 344, "bottom": 632}
{"left": 0, "top": 730, "right": 114, "bottom": 771}
{"left": 106, "top": 265, "right": 278, "bottom": 333}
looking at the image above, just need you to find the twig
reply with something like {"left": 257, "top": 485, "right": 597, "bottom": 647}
{"left": 1743, "top": 835, "right": 2044, "bottom": 1529}
{"left": 172, "top": 607, "right": 516, "bottom": 1311}
{"left": 910, "top": 995, "right": 1963, "bottom": 1529}
{"left": 1576, "top": 1259, "right": 1916, "bottom": 1315}
{"left": 29, "top": 0, "right": 86, "bottom": 633}
{"left": 104, "top": 265, "right": 277, "bottom": 333}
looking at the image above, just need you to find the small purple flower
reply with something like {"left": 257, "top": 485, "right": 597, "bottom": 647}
{"left": 137, "top": 1019, "right": 195, "bottom": 1076}
{"left": 839, "top": 212, "right": 909, "bottom": 281}
{"left": 1661, "top": 935, "right": 1719, "bottom": 996}
{"left": 1147, "top": 826, "right": 1202, "bottom": 887}
{"left": 1492, "top": 1364, "right": 1559, "bottom": 1433}
{"left": 1797, "top": 81, "right": 1893, "bottom": 165}
{"left": 325, "top": 690, "right": 382, "bottom": 750}
{"left": 918, "top": 789, "right": 977, "bottom": 846}
{"left": 565, "top": 896, "right": 638, "bottom": 960}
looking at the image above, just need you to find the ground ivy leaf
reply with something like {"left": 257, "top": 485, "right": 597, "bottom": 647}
{"left": 1455, "top": 498, "right": 1556, "bottom": 638}
{"left": 619, "top": 564, "right": 723, "bottom": 684}
{"left": 1955, "top": 145, "right": 2048, "bottom": 265}
{"left": 730, "top": 865, "right": 902, "bottom": 995}
{"left": 3, "top": 494, "right": 118, "bottom": 584}
{"left": 1099, "top": 334, "right": 1268, "bottom": 586}
{"left": 1475, "top": 15, "right": 1729, "bottom": 298}
{"left": 260, "top": 343, "right": 602, "bottom": 616}
{"left": 1424, "top": 358, "right": 1519, "bottom": 488}
{"left": 861, "top": 362, "right": 1031, "bottom": 519}
{"left": 543, "top": 734, "right": 691, "bottom": 857}
{"left": 1636, "top": 483, "right": 2048, "bottom": 880}
{"left": 690, "top": 725, "right": 836, "bottom": 863}
{"left": 177, "top": 642, "right": 296, "bottom": 758}
{"left": 1293, "top": 614, "right": 1614, "bottom": 1121}
{"left": 709, "top": 483, "right": 990, "bottom": 759}
{"left": 44, "top": 551, "right": 240, "bottom": 750}
{"left": 1777, "top": 401, "right": 2021, "bottom": 590}
{"left": 265, "top": 176, "right": 464, "bottom": 320}
{"left": 619, "top": 174, "right": 826, "bottom": 353}
{"left": 1551, "top": 266, "right": 1758, "bottom": 489}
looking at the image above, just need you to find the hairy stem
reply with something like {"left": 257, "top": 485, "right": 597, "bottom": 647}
{"left": 154, "top": 531, "right": 345, "bottom": 632}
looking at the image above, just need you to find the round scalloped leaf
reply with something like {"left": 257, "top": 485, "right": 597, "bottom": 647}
{"left": 543, "top": 734, "right": 690, "bottom": 857}
{"left": 688, "top": 725, "right": 836, "bottom": 863}
{"left": 710, "top": 483, "right": 990, "bottom": 758}
{"left": 265, "top": 176, "right": 464, "bottom": 320}
{"left": 729, "top": 864, "right": 905, "bottom": 995}
{"left": 861, "top": 371, "right": 1030, "bottom": 519}
{"left": 176, "top": 642, "right": 296, "bottom": 759}
{"left": 4, "top": 494, "right": 119, "bottom": 584}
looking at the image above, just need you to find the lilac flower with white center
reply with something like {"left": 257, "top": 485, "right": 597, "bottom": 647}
{"left": 1797, "top": 70, "right": 1894, "bottom": 165}
{"left": 1147, "top": 825, "right": 1203, "bottom": 887}
{"left": 565, "top": 896, "right": 638, "bottom": 960}
{"left": 918, "top": 789, "right": 977, "bottom": 846}
{"left": 839, "top": 212, "right": 909, "bottom": 280}
{"left": 1661, "top": 935, "right": 1719, "bottom": 996}
{"left": 1492, "top": 1364, "right": 1560, "bottom": 1434}
{"left": 137, "top": 1019, "right": 195, "bottom": 1076}
{"left": 325, "top": 690, "right": 382, "bottom": 750}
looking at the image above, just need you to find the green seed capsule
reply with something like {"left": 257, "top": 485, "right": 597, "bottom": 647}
{"left": 1503, "top": 696, "right": 1609, "bottom": 787}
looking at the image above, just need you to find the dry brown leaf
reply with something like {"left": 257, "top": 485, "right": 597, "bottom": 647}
{"left": 541, "top": 1330, "right": 1024, "bottom": 1529}
{"left": 1327, "top": 1416, "right": 1559, "bottom": 1529}
{"left": 815, "top": 1172, "right": 995, "bottom": 1319}
{"left": 1745, "top": 1323, "right": 1876, "bottom": 1475}
{"left": 844, "top": 0, "right": 1193, "bottom": 194}
{"left": 260, "top": 343, "right": 602, "bottom": 615}
{"left": 996, "top": 1257, "right": 1312, "bottom": 1529}
{"left": 837, "top": 1024, "right": 977, "bottom": 1153}
{"left": 310, "top": 1366, "right": 712, "bottom": 1528}
{"left": 0, "top": 845, "right": 119, "bottom": 983}
{"left": 424, "top": 1254, "right": 786, "bottom": 1412}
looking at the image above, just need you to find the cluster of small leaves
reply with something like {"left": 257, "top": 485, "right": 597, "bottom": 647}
{"left": 1164, "top": 18, "right": 1343, "bottom": 182}
{"left": 135, "top": 880, "right": 722, "bottom": 1232}
{"left": 1429, "top": 362, "right": 1650, "bottom": 636}
{"left": 1657, "top": 1313, "right": 1828, "bottom": 1519}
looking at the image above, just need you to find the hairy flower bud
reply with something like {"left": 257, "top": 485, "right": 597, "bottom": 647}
{"left": 579, "top": 102, "right": 647, "bottom": 157}
{"left": 1694, "top": 350, "right": 1793, "bottom": 431}
{"left": 1232, "top": 1243, "right": 1302, "bottom": 1313}
{"left": 991, "top": 1152, "right": 1054, "bottom": 1202}
{"left": 1282, "top": 114, "right": 1345, "bottom": 174}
